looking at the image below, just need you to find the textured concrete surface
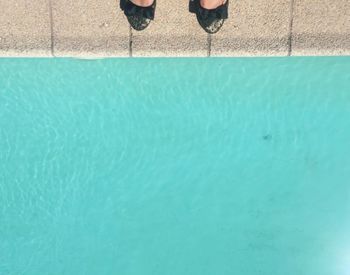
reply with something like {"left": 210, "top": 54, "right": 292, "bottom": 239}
{"left": 211, "top": 0, "right": 292, "bottom": 56}
{"left": 52, "top": 0, "right": 129, "bottom": 57}
{"left": 0, "top": 0, "right": 51, "bottom": 57}
{"left": 292, "top": 0, "right": 350, "bottom": 56}
{"left": 0, "top": 0, "right": 349, "bottom": 57}
{"left": 131, "top": 0, "right": 207, "bottom": 57}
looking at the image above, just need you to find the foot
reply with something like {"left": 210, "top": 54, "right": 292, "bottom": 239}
{"left": 122, "top": 0, "right": 156, "bottom": 31}
{"left": 192, "top": 0, "right": 228, "bottom": 34}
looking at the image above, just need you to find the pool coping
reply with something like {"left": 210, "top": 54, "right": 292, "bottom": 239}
{"left": 0, "top": 0, "right": 349, "bottom": 57}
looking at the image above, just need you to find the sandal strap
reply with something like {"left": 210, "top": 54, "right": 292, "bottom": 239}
{"left": 121, "top": 0, "right": 156, "bottom": 20}
{"left": 189, "top": 0, "right": 228, "bottom": 20}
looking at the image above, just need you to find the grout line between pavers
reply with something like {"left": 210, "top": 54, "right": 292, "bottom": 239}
{"left": 207, "top": 33, "right": 212, "bottom": 57}
{"left": 287, "top": 0, "right": 295, "bottom": 56}
{"left": 129, "top": 26, "right": 133, "bottom": 57}
{"left": 48, "top": 0, "right": 55, "bottom": 57}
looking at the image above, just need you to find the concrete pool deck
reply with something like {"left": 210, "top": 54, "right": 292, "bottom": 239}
{"left": 0, "top": 0, "right": 349, "bottom": 57}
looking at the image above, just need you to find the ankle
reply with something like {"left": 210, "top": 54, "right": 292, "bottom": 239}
{"left": 200, "top": 0, "right": 225, "bottom": 9}
{"left": 130, "top": 0, "right": 154, "bottom": 7}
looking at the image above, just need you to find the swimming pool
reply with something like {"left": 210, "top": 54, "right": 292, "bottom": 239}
{"left": 0, "top": 57, "right": 350, "bottom": 275}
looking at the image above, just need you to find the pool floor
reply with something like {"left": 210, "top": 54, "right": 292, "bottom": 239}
{"left": 0, "top": 57, "right": 350, "bottom": 275}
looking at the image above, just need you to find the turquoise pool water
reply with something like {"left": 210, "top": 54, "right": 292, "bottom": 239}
{"left": 0, "top": 58, "right": 350, "bottom": 275}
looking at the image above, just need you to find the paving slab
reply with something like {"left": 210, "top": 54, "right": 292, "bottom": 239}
{"left": 0, "top": 0, "right": 51, "bottom": 57}
{"left": 1, "top": 0, "right": 350, "bottom": 57}
{"left": 292, "top": 0, "right": 350, "bottom": 56}
{"left": 131, "top": 0, "right": 208, "bottom": 57}
{"left": 52, "top": 0, "right": 129, "bottom": 57}
{"left": 211, "top": 0, "right": 292, "bottom": 56}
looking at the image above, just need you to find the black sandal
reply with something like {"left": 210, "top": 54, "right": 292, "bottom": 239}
{"left": 189, "top": 0, "right": 228, "bottom": 34}
{"left": 120, "top": 0, "right": 156, "bottom": 31}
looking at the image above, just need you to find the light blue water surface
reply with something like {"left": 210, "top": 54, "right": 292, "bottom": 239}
{"left": 0, "top": 58, "right": 350, "bottom": 275}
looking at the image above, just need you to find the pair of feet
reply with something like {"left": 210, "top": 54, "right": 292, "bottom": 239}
{"left": 120, "top": 0, "right": 229, "bottom": 34}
